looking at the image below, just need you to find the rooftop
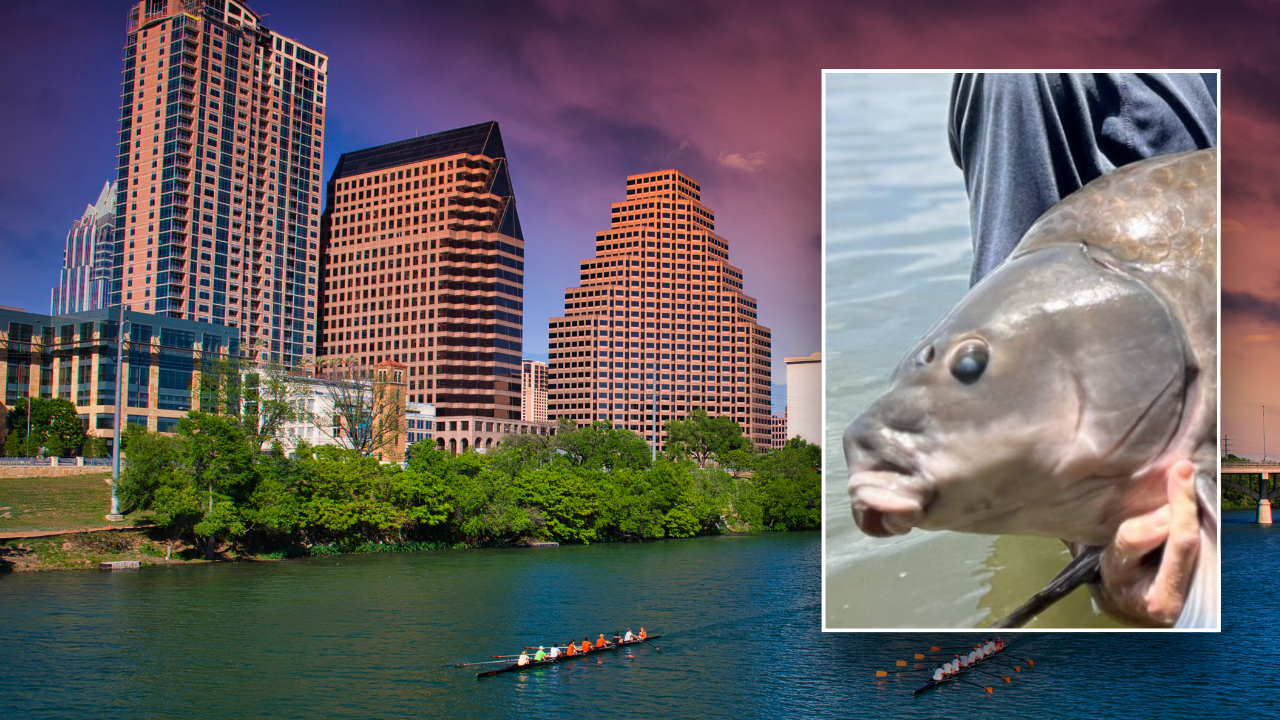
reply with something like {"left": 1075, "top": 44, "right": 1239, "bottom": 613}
{"left": 330, "top": 122, "right": 508, "bottom": 180}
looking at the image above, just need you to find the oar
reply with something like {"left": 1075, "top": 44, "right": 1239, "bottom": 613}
{"left": 455, "top": 659, "right": 513, "bottom": 667}
{"left": 965, "top": 668, "right": 1013, "bottom": 683}
{"left": 953, "top": 678, "right": 995, "bottom": 694}
{"left": 876, "top": 668, "right": 929, "bottom": 677}
{"left": 981, "top": 658, "right": 1024, "bottom": 672}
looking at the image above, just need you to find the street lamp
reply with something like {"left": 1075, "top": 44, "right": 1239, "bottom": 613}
{"left": 107, "top": 305, "right": 130, "bottom": 522}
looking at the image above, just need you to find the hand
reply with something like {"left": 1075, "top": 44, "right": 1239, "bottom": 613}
{"left": 1093, "top": 459, "right": 1200, "bottom": 627}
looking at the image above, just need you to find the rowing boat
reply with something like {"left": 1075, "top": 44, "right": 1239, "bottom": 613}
{"left": 912, "top": 645, "right": 1006, "bottom": 695}
{"left": 476, "top": 635, "right": 662, "bottom": 678}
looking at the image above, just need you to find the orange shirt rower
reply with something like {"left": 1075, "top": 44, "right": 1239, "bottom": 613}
{"left": 638, "top": 627, "right": 647, "bottom": 640}
{"left": 596, "top": 634, "right": 608, "bottom": 649}
{"left": 581, "top": 637, "right": 592, "bottom": 653}
{"left": 565, "top": 642, "right": 577, "bottom": 656}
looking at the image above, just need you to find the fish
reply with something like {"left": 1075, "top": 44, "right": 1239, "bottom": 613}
{"left": 842, "top": 148, "right": 1218, "bottom": 628}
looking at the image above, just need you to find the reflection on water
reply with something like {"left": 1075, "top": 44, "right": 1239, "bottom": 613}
{"left": 823, "top": 72, "right": 1110, "bottom": 628}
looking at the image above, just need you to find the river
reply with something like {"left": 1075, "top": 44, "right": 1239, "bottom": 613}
{"left": 3, "top": 528, "right": 1261, "bottom": 718}
{"left": 822, "top": 72, "right": 1119, "bottom": 628}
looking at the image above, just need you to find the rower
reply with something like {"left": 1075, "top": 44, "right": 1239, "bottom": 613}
{"left": 613, "top": 631, "right": 622, "bottom": 646}
{"left": 624, "top": 628, "right": 635, "bottom": 642}
{"left": 582, "top": 637, "right": 592, "bottom": 654}
{"left": 596, "top": 634, "right": 608, "bottom": 649}
{"left": 548, "top": 644, "right": 561, "bottom": 659}
{"left": 565, "top": 641, "right": 577, "bottom": 657}
{"left": 517, "top": 651, "right": 530, "bottom": 666}
{"left": 638, "top": 627, "right": 647, "bottom": 640}
{"left": 534, "top": 646, "right": 547, "bottom": 662}
{"left": 933, "top": 668, "right": 945, "bottom": 682}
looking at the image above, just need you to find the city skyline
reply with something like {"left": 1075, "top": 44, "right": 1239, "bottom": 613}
{"left": 0, "top": 1, "right": 824, "bottom": 409}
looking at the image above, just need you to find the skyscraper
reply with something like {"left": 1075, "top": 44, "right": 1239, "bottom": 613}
{"left": 319, "top": 121, "right": 546, "bottom": 452}
{"left": 114, "top": 0, "right": 327, "bottom": 366}
{"left": 521, "top": 359, "right": 547, "bottom": 422}
{"left": 545, "top": 169, "right": 773, "bottom": 448}
{"left": 51, "top": 181, "right": 116, "bottom": 315}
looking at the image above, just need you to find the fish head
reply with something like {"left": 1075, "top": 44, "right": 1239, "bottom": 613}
{"left": 846, "top": 243, "right": 1190, "bottom": 544}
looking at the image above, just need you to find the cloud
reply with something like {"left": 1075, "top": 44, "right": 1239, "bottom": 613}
{"left": 1224, "top": 290, "right": 1280, "bottom": 326}
{"left": 1224, "top": 218, "right": 1247, "bottom": 234}
{"left": 718, "top": 150, "right": 769, "bottom": 172}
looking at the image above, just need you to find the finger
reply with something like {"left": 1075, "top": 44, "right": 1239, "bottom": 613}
{"left": 1102, "top": 504, "right": 1170, "bottom": 584}
{"left": 1146, "top": 460, "right": 1199, "bottom": 622}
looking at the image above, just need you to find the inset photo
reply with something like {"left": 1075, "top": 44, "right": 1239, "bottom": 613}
{"left": 822, "top": 71, "right": 1220, "bottom": 630}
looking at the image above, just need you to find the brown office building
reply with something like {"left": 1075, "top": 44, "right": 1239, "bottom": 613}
{"left": 546, "top": 170, "right": 773, "bottom": 449}
{"left": 114, "top": 0, "right": 328, "bottom": 368}
{"left": 521, "top": 359, "right": 547, "bottom": 422}
{"left": 319, "top": 122, "right": 551, "bottom": 452}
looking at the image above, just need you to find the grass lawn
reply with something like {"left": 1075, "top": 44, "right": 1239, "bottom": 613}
{"left": 0, "top": 473, "right": 133, "bottom": 533}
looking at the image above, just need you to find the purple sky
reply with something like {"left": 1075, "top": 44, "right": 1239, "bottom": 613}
{"left": 0, "top": 0, "right": 1270, "bottom": 418}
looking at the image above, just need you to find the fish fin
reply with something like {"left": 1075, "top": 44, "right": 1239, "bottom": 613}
{"left": 1174, "top": 471, "right": 1219, "bottom": 628}
{"left": 992, "top": 545, "right": 1103, "bottom": 628}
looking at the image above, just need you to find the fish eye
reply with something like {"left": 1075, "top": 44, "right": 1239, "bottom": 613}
{"left": 950, "top": 342, "right": 989, "bottom": 384}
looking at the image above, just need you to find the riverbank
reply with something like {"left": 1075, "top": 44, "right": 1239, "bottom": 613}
{"left": 0, "top": 525, "right": 787, "bottom": 573}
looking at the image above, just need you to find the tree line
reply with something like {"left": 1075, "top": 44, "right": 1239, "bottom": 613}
{"left": 115, "top": 409, "right": 821, "bottom": 559}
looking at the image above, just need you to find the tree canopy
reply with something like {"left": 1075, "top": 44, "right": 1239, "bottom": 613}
{"left": 114, "top": 415, "right": 822, "bottom": 556}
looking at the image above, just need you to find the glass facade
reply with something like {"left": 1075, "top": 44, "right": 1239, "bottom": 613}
{"left": 115, "top": 1, "right": 326, "bottom": 367}
{"left": 0, "top": 306, "right": 238, "bottom": 443}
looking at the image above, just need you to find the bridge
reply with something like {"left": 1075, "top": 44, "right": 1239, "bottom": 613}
{"left": 1221, "top": 461, "right": 1280, "bottom": 523}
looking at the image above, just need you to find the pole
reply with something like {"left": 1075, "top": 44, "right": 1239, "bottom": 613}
{"left": 107, "top": 305, "right": 126, "bottom": 521}
{"left": 650, "top": 356, "right": 657, "bottom": 464}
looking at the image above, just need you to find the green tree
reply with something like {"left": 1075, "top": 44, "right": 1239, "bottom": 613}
{"left": 555, "top": 419, "right": 651, "bottom": 471}
{"left": 3, "top": 398, "right": 86, "bottom": 457}
{"left": 664, "top": 408, "right": 751, "bottom": 467}
{"left": 753, "top": 443, "right": 821, "bottom": 531}
{"left": 175, "top": 412, "right": 259, "bottom": 558}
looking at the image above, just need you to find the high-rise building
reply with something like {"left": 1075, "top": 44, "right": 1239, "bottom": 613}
{"left": 113, "top": 0, "right": 327, "bottom": 367}
{"left": 51, "top": 182, "right": 117, "bottom": 315}
{"left": 545, "top": 169, "right": 773, "bottom": 448}
{"left": 771, "top": 408, "right": 787, "bottom": 449}
{"left": 521, "top": 359, "right": 547, "bottom": 421}
{"left": 784, "top": 351, "right": 820, "bottom": 446}
{"left": 319, "top": 121, "right": 551, "bottom": 452}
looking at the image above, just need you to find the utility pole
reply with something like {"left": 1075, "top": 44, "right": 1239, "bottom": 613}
{"left": 650, "top": 357, "right": 657, "bottom": 464}
{"left": 107, "top": 305, "right": 129, "bottom": 522}
{"left": 1222, "top": 433, "right": 1231, "bottom": 459}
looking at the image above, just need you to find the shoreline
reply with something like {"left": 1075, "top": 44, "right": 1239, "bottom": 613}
{"left": 1, "top": 525, "right": 805, "bottom": 574}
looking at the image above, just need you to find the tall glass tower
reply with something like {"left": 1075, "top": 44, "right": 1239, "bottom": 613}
{"left": 114, "top": 0, "right": 327, "bottom": 366}
{"left": 51, "top": 181, "right": 116, "bottom": 315}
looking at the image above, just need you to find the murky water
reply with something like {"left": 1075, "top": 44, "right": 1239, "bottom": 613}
{"left": 822, "top": 72, "right": 1120, "bottom": 628}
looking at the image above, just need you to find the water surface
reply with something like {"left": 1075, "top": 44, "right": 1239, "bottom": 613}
{"left": 3, "top": 530, "right": 1257, "bottom": 718}
{"left": 823, "top": 72, "right": 1119, "bottom": 628}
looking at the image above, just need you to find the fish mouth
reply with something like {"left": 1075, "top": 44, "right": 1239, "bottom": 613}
{"left": 847, "top": 462, "right": 933, "bottom": 538}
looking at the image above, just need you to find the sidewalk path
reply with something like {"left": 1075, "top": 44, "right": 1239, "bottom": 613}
{"left": 0, "top": 524, "right": 155, "bottom": 540}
